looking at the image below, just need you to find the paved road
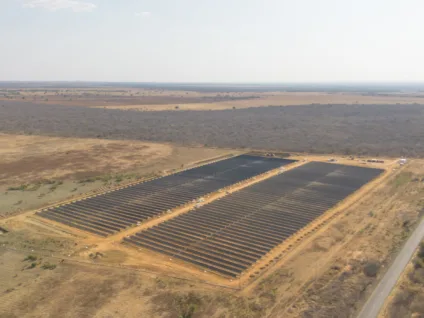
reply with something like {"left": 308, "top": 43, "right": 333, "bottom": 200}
{"left": 357, "top": 217, "right": 424, "bottom": 318}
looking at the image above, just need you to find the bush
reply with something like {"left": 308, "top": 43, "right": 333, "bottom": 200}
{"left": 8, "top": 184, "right": 28, "bottom": 191}
{"left": 408, "top": 268, "right": 424, "bottom": 284}
{"left": 115, "top": 176, "right": 123, "bottom": 183}
{"left": 23, "top": 255, "right": 37, "bottom": 262}
{"left": 410, "top": 295, "right": 424, "bottom": 313}
{"left": 41, "top": 263, "right": 56, "bottom": 270}
{"left": 79, "top": 177, "right": 96, "bottom": 183}
{"left": 418, "top": 242, "right": 424, "bottom": 259}
{"left": 414, "top": 258, "right": 424, "bottom": 269}
{"left": 363, "top": 262, "right": 380, "bottom": 277}
{"left": 174, "top": 292, "right": 202, "bottom": 318}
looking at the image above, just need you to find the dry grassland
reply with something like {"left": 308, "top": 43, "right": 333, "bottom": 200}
{"left": 0, "top": 134, "right": 172, "bottom": 185}
{"left": 92, "top": 92, "right": 424, "bottom": 111}
{"left": 0, "top": 88, "right": 259, "bottom": 108}
{"left": 381, "top": 241, "right": 424, "bottom": 318}
{"left": 1, "top": 152, "right": 422, "bottom": 317}
{"left": 0, "top": 134, "right": 233, "bottom": 218}
{"left": 2, "top": 88, "right": 424, "bottom": 111}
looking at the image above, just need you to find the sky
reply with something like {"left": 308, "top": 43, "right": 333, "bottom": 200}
{"left": 1, "top": 0, "right": 424, "bottom": 82}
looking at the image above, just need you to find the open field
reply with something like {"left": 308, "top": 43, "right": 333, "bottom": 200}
{"left": 0, "top": 136, "right": 424, "bottom": 317}
{"left": 2, "top": 85, "right": 424, "bottom": 111}
{"left": 2, "top": 101, "right": 424, "bottom": 157}
{"left": 1, "top": 89, "right": 424, "bottom": 317}
{"left": 0, "top": 87, "right": 260, "bottom": 108}
{"left": 0, "top": 134, "right": 234, "bottom": 218}
{"left": 1, "top": 155, "right": 423, "bottom": 317}
{"left": 0, "top": 134, "right": 172, "bottom": 185}
{"left": 94, "top": 92, "right": 424, "bottom": 111}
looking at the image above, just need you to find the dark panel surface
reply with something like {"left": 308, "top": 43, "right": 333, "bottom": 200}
{"left": 38, "top": 155, "right": 295, "bottom": 236}
{"left": 125, "top": 162, "right": 383, "bottom": 277}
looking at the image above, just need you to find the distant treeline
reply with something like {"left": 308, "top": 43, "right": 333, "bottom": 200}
{"left": 1, "top": 101, "right": 424, "bottom": 157}
{"left": 1, "top": 82, "right": 423, "bottom": 92}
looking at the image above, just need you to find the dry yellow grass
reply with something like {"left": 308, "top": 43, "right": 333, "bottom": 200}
{"left": 0, "top": 133, "right": 234, "bottom": 218}
{"left": 94, "top": 92, "right": 424, "bottom": 111}
{"left": 0, "top": 134, "right": 172, "bottom": 185}
{"left": 1, "top": 148, "right": 422, "bottom": 317}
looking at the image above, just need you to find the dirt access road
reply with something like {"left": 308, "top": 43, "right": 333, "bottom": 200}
{"left": 357, "top": 217, "right": 424, "bottom": 318}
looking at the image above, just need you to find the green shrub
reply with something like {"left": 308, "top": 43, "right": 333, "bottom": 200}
{"left": 41, "top": 263, "right": 56, "bottom": 270}
{"left": 174, "top": 292, "right": 202, "bottom": 318}
{"left": 23, "top": 255, "right": 37, "bottom": 262}
{"left": 418, "top": 242, "right": 424, "bottom": 259}
{"left": 8, "top": 184, "right": 28, "bottom": 191}
{"left": 79, "top": 177, "right": 96, "bottom": 183}
{"left": 363, "top": 262, "right": 380, "bottom": 277}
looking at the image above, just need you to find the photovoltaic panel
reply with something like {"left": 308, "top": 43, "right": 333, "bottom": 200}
{"left": 37, "top": 155, "right": 295, "bottom": 236}
{"left": 124, "top": 162, "right": 383, "bottom": 277}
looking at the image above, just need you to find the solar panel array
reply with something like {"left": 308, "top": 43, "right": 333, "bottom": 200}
{"left": 124, "top": 162, "right": 383, "bottom": 277}
{"left": 37, "top": 155, "right": 295, "bottom": 237}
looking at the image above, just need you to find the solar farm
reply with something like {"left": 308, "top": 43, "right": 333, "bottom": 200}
{"left": 124, "top": 162, "right": 384, "bottom": 277}
{"left": 37, "top": 155, "right": 295, "bottom": 237}
{"left": 33, "top": 152, "right": 386, "bottom": 279}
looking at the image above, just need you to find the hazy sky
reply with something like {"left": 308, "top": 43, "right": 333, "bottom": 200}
{"left": 1, "top": 0, "right": 423, "bottom": 82}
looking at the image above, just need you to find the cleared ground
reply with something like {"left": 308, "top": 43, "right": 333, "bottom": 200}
{"left": 1, "top": 153, "right": 422, "bottom": 317}
{"left": 1, "top": 153, "right": 392, "bottom": 285}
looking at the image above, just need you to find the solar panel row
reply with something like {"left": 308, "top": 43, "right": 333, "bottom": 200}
{"left": 37, "top": 155, "right": 295, "bottom": 236}
{"left": 124, "top": 162, "right": 383, "bottom": 277}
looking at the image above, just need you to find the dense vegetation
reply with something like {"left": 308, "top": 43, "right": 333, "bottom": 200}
{"left": 1, "top": 101, "right": 424, "bottom": 157}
